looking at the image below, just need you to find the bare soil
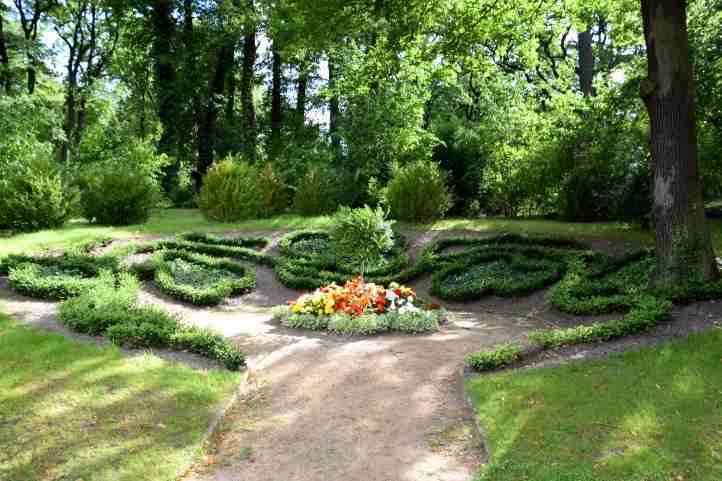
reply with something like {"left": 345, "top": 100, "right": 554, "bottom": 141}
{"left": 2, "top": 228, "right": 720, "bottom": 481}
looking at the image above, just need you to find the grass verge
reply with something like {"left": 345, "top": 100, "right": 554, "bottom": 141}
{"left": 0, "top": 309, "right": 240, "bottom": 481}
{"left": 466, "top": 328, "right": 722, "bottom": 481}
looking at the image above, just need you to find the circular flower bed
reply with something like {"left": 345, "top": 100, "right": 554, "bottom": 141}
{"left": 273, "top": 276, "right": 445, "bottom": 335}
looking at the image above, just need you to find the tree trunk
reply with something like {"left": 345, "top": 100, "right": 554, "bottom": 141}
{"left": 152, "top": 0, "right": 179, "bottom": 193}
{"left": 328, "top": 55, "right": 341, "bottom": 150}
{"left": 577, "top": 26, "right": 594, "bottom": 96}
{"left": 640, "top": 0, "right": 719, "bottom": 286}
{"left": 0, "top": 12, "right": 10, "bottom": 94}
{"left": 296, "top": 63, "right": 308, "bottom": 129}
{"left": 182, "top": 0, "right": 201, "bottom": 157}
{"left": 195, "top": 43, "right": 233, "bottom": 190}
{"left": 240, "top": 4, "right": 257, "bottom": 162}
{"left": 270, "top": 45, "right": 282, "bottom": 151}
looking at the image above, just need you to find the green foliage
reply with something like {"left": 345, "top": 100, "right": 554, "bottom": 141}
{"left": 79, "top": 166, "right": 160, "bottom": 226}
{"left": 329, "top": 206, "right": 395, "bottom": 273}
{"left": 0, "top": 158, "right": 79, "bottom": 232}
{"left": 58, "top": 272, "right": 245, "bottom": 370}
{"left": 384, "top": 160, "right": 452, "bottom": 222}
{"left": 466, "top": 343, "right": 523, "bottom": 371}
{"left": 292, "top": 165, "right": 344, "bottom": 216}
{"left": 197, "top": 157, "right": 287, "bottom": 221}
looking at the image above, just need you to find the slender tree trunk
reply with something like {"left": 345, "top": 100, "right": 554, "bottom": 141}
{"left": 296, "top": 63, "right": 308, "bottom": 129}
{"left": 640, "top": 0, "right": 719, "bottom": 286}
{"left": 63, "top": 79, "right": 76, "bottom": 163}
{"left": 270, "top": 45, "right": 282, "bottom": 151}
{"left": 0, "top": 13, "right": 10, "bottom": 94}
{"left": 240, "top": 14, "right": 257, "bottom": 162}
{"left": 226, "top": 67, "right": 236, "bottom": 123}
{"left": 26, "top": 53, "right": 36, "bottom": 94}
{"left": 152, "top": 0, "right": 179, "bottom": 193}
{"left": 577, "top": 26, "right": 594, "bottom": 96}
{"left": 195, "top": 43, "right": 233, "bottom": 190}
{"left": 328, "top": 55, "right": 341, "bottom": 150}
{"left": 182, "top": 0, "right": 201, "bottom": 157}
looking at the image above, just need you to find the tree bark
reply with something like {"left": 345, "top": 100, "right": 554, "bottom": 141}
{"left": 240, "top": 2, "right": 257, "bottom": 162}
{"left": 270, "top": 45, "right": 282, "bottom": 150}
{"left": 182, "top": 0, "right": 201, "bottom": 157}
{"left": 0, "top": 12, "right": 10, "bottom": 94}
{"left": 296, "top": 62, "right": 308, "bottom": 129}
{"left": 640, "top": 0, "right": 719, "bottom": 286}
{"left": 328, "top": 55, "right": 341, "bottom": 150}
{"left": 152, "top": 0, "right": 179, "bottom": 193}
{"left": 577, "top": 26, "right": 594, "bottom": 96}
{"left": 195, "top": 42, "right": 233, "bottom": 190}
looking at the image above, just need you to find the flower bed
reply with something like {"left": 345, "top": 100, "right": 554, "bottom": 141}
{"left": 273, "top": 276, "right": 445, "bottom": 335}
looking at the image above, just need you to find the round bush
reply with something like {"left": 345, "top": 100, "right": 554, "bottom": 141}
{"left": 292, "top": 165, "right": 343, "bottom": 216}
{"left": 197, "top": 157, "right": 287, "bottom": 221}
{"left": 80, "top": 166, "right": 159, "bottom": 226}
{"left": 384, "top": 160, "right": 452, "bottom": 222}
{"left": 0, "top": 158, "right": 78, "bottom": 232}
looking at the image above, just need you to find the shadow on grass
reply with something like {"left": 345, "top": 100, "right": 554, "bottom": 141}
{"left": 466, "top": 328, "right": 722, "bottom": 481}
{"left": 0, "top": 313, "right": 240, "bottom": 481}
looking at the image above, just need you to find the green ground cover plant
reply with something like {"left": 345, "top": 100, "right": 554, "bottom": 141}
{"left": 466, "top": 328, "right": 722, "bottom": 481}
{"left": 0, "top": 310, "right": 240, "bottom": 481}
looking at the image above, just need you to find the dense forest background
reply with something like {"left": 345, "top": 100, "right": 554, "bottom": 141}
{"left": 0, "top": 0, "right": 720, "bottom": 224}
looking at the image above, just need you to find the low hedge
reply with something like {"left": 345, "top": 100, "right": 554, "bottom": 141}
{"left": 153, "top": 250, "right": 255, "bottom": 306}
{"left": 58, "top": 272, "right": 245, "bottom": 370}
{"left": 466, "top": 343, "right": 524, "bottom": 371}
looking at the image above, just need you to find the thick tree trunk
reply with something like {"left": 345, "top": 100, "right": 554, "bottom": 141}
{"left": 182, "top": 0, "right": 201, "bottom": 155}
{"left": 577, "top": 26, "right": 594, "bottom": 96}
{"left": 152, "top": 0, "right": 179, "bottom": 193}
{"left": 296, "top": 64, "right": 308, "bottom": 129}
{"left": 240, "top": 5, "right": 257, "bottom": 163}
{"left": 195, "top": 43, "right": 233, "bottom": 190}
{"left": 328, "top": 56, "right": 341, "bottom": 150}
{"left": 0, "top": 13, "right": 10, "bottom": 94}
{"left": 270, "top": 45, "right": 282, "bottom": 150}
{"left": 641, "top": 0, "right": 719, "bottom": 286}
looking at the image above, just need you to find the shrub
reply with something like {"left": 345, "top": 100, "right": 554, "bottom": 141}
{"left": 257, "top": 163, "right": 290, "bottom": 217}
{"left": 466, "top": 343, "right": 523, "bottom": 371}
{"left": 58, "top": 272, "right": 245, "bottom": 370}
{"left": 196, "top": 157, "right": 265, "bottom": 221}
{"left": 0, "top": 158, "right": 78, "bottom": 232}
{"left": 329, "top": 206, "right": 395, "bottom": 273}
{"left": 79, "top": 165, "right": 160, "bottom": 226}
{"left": 384, "top": 160, "right": 452, "bottom": 222}
{"left": 292, "top": 165, "right": 342, "bottom": 216}
{"left": 276, "top": 309, "right": 443, "bottom": 335}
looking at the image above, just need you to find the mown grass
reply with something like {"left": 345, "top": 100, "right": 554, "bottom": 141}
{"left": 3, "top": 208, "right": 721, "bottom": 257}
{"left": 0, "top": 310, "right": 241, "bottom": 481}
{"left": 466, "top": 328, "right": 722, "bottom": 481}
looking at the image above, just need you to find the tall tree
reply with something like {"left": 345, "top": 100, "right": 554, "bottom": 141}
{"left": 14, "top": 0, "right": 55, "bottom": 94}
{"left": 577, "top": 26, "right": 594, "bottom": 96}
{"left": 151, "top": 0, "right": 178, "bottom": 192}
{"left": 239, "top": 0, "right": 257, "bottom": 162}
{"left": 640, "top": 0, "right": 719, "bottom": 286}
{"left": 328, "top": 54, "right": 340, "bottom": 150}
{"left": 55, "top": 0, "right": 119, "bottom": 162}
{"left": 0, "top": 7, "right": 11, "bottom": 94}
{"left": 295, "top": 59, "right": 308, "bottom": 129}
{"left": 270, "top": 44, "right": 282, "bottom": 150}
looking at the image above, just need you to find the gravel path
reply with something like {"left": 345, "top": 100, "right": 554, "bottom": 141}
{"left": 3, "top": 229, "right": 721, "bottom": 481}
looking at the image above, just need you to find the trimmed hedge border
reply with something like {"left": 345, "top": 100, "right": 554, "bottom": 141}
{"left": 153, "top": 250, "right": 256, "bottom": 306}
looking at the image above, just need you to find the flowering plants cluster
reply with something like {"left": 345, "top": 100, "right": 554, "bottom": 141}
{"left": 276, "top": 276, "right": 445, "bottom": 335}
{"left": 290, "top": 276, "right": 425, "bottom": 317}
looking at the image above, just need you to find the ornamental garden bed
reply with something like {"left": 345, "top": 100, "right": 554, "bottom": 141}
{"left": 272, "top": 276, "right": 446, "bottom": 335}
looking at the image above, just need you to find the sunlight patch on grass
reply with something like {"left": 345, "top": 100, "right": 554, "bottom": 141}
{"left": 0, "top": 309, "right": 240, "bottom": 481}
{"left": 466, "top": 329, "right": 722, "bottom": 481}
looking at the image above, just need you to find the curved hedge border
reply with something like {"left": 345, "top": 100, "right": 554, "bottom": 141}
{"left": 466, "top": 250, "right": 722, "bottom": 372}
{"left": 153, "top": 250, "right": 256, "bottom": 306}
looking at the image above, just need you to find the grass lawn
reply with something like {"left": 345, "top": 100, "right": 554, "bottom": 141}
{"left": 466, "top": 328, "right": 722, "bottom": 481}
{"left": 0, "top": 310, "right": 241, "bottom": 481}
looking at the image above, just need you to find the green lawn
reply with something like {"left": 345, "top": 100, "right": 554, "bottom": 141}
{"left": 466, "top": 328, "right": 722, "bottom": 481}
{"left": 0, "top": 310, "right": 241, "bottom": 481}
